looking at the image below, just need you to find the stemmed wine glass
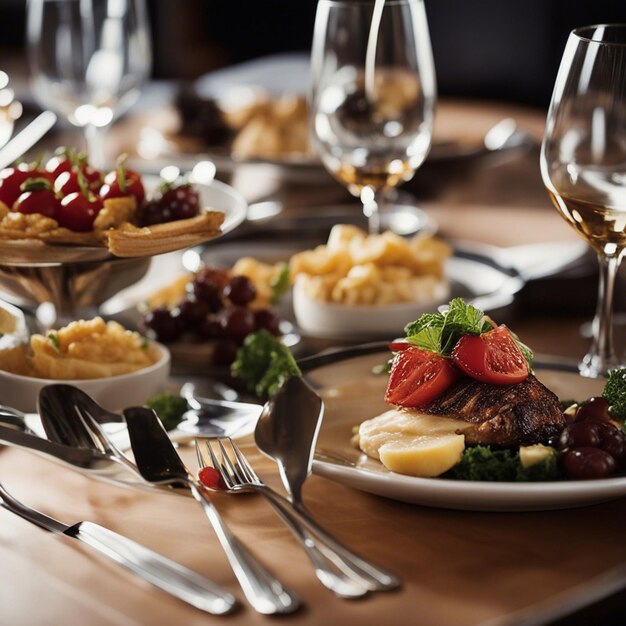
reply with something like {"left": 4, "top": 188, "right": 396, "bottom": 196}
{"left": 541, "top": 24, "right": 626, "bottom": 378}
{"left": 26, "top": 0, "right": 152, "bottom": 169}
{"left": 309, "top": 0, "right": 436, "bottom": 234}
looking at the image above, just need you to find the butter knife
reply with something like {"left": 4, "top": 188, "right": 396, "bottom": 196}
{"left": 0, "top": 110, "right": 57, "bottom": 169}
{"left": 0, "top": 481, "right": 237, "bottom": 615}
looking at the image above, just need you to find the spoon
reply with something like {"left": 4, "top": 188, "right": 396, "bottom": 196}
{"left": 177, "top": 382, "right": 262, "bottom": 437}
{"left": 254, "top": 376, "right": 401, "bottom": 591}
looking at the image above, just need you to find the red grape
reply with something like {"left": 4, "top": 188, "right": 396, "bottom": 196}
{"left": 196, "top": 267, "right": 229, "bottom": 289}
{"left": 575, "top": 397, "right": 612, "bottom": 423}
{"left": 217, "top": 306, "right": 255, "bottom": 341}
{"left": 155, "top": 183, "right": 200, "bottom": 222}
{"left": 224, "top": 275, "right": 256, "bottom": 306}
{"left": 561, "top": 447, "right": 617, "bottom": 479}
{"left": 254, "top": 309, "right": 281, "bottom": 335}
{"left": 191, "top": 280, "right": 223, "bottom": 312}
{"left": 143, "top": 307, "right": 181, "bottom": 342}
{"left": 558, "top": 421, "right": 600, "bottom": 450}
{"left": 176, "top": 296, "right": 210, "bottom": 326}
{"left": 596, "top": 423, "right": 626, "bottom": 467}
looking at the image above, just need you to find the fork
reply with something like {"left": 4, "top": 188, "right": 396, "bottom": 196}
{"left": 198, "top": 438, "right": 389, "bottom": 598}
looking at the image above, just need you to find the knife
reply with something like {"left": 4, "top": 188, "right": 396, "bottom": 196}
{"left": 0, "top": 481, "right": 237, "bottom": 615}
{"left": 0, "top": 110, "right": 57, "bottom": 170}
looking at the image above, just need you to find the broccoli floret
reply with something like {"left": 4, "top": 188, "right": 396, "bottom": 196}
{"left": 602, "top": 368, "right": 626, "bottom": 420}
{"left": 145, "top": 393, "right": 189, "bottom": 431}
{"left": 231, "top": 329, "right": 301, "bottom": 398}
{"left": 445, "top": 445, "right": 563, "bottom": 482}
{"left": 446, "top": 446, "right": 519, "bottom": 481}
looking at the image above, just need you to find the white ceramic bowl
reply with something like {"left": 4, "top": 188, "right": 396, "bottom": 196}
{"left": 292, "top": 279, "right": 450, "bottom": 340}
{"left": 0, "top": 342, "right": 170, "bottom": 413}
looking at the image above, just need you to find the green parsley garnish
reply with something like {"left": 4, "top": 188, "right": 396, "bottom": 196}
{"left": 269, "top": 263, "right": 290, "bottom": 305}
{"left": 48, "top": 331, "right": 60, "bottom": 351}
{"left": 402, "top": 297, "right": 533, "bottom": 367}
{"left": 231, "top": 329, "right": 301, "bottom": 398}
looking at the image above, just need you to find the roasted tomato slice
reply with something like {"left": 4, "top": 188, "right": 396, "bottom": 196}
{"left": 451, "top": 325, "right": 529, "bottom": 385}
{"left": 385, "top": 346, "right": 458, "bottom": 408}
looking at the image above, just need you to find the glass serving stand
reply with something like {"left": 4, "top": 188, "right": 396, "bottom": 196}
{"left": 0, "top": 246, "right": 150, "bottom": 322}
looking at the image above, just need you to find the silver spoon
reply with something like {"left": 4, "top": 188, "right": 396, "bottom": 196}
{"left": 255, "top": 376, "right": 401, "bottom": 591}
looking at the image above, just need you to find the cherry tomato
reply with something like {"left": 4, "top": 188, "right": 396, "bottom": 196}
{"left": 198, "top": 466, "right": 226, "bottom": 490}
{"left": 0, "top": 165, "right": 46, "bottom": 208}
{"left": 45, "top": 151, "right": 74, "bottom": 179}
{"left": 54, "top": 164, "right": 102, "bottom": 197}
{"left": 100, "top": 165, "right": 145, "bottom": 206}
{"left": 56, "top": 192, "right": 103, "bottom": 232}
{"left": 13, "top": 178, "right": 60, "bottom": 219}
{"left": 385, "top": 346, "right": 459, "bottom": 408}
{"left": 451, "top": 325, "right": 529, "bottom": 385}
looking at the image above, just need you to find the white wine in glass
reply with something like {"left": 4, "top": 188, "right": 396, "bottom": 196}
{"left": 26, "top": 0, "right": 152, "bottom": 169}
{"left": 541, "top": 24, "right": 626, "bottom": 377}
{"left": 310, "top": 0, "right": 436, "bottom": 234}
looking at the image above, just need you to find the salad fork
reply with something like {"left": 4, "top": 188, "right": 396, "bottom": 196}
{"left": 197, "top": 438, "right": 396, "bottom": 596}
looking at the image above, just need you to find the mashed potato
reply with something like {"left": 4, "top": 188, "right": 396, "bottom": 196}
{"left": 0, "top": 317, "right": 158, "bottom": 380}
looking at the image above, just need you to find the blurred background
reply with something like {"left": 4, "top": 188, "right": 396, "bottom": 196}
{"left": 0, "top": 0, "right": 625, "bottom": 108}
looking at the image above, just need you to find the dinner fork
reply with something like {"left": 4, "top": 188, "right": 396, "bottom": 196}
{"left": 197, "top": 438, "right": 393, "bottom": 597}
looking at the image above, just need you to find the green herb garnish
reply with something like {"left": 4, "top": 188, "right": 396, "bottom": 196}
{"left": 270, "top": 262, "right": 291, "bottom": 305}
{"left": 48, "top": 331, "right": 60, "bottom": 351}
{"left": 231, "top": 329, "right": 301, "bottom": 398}
{"left": 402, "top": 297, "right": 533, "bottom": 367}
{"left": 140, "top": 336, "right": 149, "bottom": 350}
{"left": 145, "top": 393, "right": 189, "bottom": 431}
{"left": 602, "top": 368, "right": 626, "bottom": 420}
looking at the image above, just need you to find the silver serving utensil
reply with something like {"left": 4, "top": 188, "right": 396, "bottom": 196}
{"left": 0, "top": 110, "right": 57, "bottom": 170}
{"left": 124, "top": 406, "right": 299, "bottom": 615}
{"left": 0, "top": 481, "right": 237, "bottom": 615}
{"left": 178, "top": 383, "right": 263, "bottom": 437}
{"left": 197, "top": 438, "right": 369, "bottom": 598}
{"left": 255, "top": 376, "right": 400, "bottom": 591}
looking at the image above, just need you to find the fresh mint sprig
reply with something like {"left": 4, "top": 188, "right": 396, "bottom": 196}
{"left": 402, "top": 297, "right": 534, "bottom": 368}
{"left": 404, "top": 298, "right": 492, "bottom": 356}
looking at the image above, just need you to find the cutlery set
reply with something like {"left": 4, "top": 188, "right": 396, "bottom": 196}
{"left": 0, "top": 378, "right": 400, "bottom": 616}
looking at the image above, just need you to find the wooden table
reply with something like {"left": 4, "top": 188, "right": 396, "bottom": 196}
{"left": 2, "top": 99, "right": 626, "bottom": 625}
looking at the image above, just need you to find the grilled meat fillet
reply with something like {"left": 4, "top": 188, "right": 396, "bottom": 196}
{"left": 424, "top": 374, "right": 566, "bottom": 446}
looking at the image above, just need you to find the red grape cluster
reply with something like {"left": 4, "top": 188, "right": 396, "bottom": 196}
{"left": 557, "top": 397, "right": 626, "bottom": 479}
{"left": 0, "top": 148, "right": 200, "bottom": 232}
{"left": 142, "top": 267, "right": 281, "bottom": 366}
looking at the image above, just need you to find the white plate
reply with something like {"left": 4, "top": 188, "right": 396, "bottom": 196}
{"left": 304, "top": 348, "right": 626, "bottom": 511}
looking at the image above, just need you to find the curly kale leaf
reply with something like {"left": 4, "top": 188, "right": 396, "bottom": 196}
{"left": 445, "top": 445, "right": 562, "bottom": 482}
{"left": 145, "top": 393, "right": 189, "bottom": 431}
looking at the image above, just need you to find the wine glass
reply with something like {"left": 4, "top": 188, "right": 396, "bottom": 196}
{"left": 541, "top": 24, "right": 626, "bottom": 378}
{"left": 26, "top": 0, "right": 152, "bottom": 169}
{"left": 310, "top": 0, "right": 436, "bottom": 234}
